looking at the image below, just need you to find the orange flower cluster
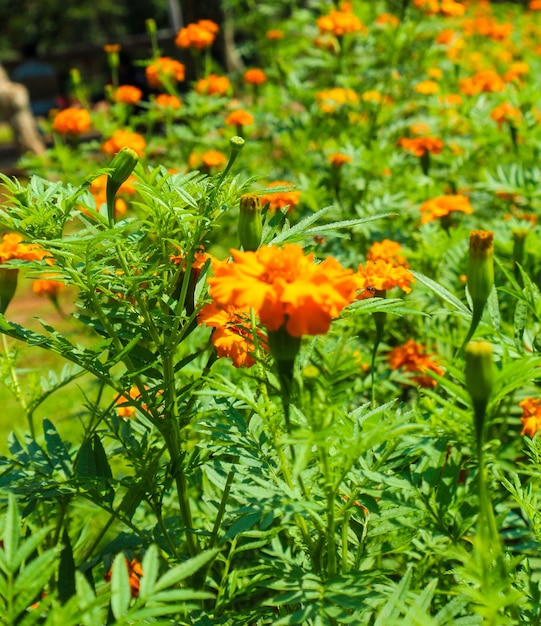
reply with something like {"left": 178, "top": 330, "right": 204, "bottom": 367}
{"left": 519, "top": 398, "right": 541, "bottom": 437}
{"left": 387, "top": 340, "right": 444, "bottom": 388}
{"left": 175, "top": 19, "right": 219, "bottom": 50}
{"left": 459, "top": 70, "right": 506, "bottom": 95}
{"left": 490, "top": 102, "right": 522, "bottom": 128}
{"left": 462, "top": 16, "right": 513, "bottom": 40}
{"left": 413, "top": 0, "right": 465, "bottom": 16}
{"left": 113, "top": 85, "right": 143, "bottom": 105}
{"left": 367, "top": 239, "right": 408, "bottom": 267}
{"left": 355, "top": 260, "right": 413, "bottom": 299}
{"left": 154, "top": 94, "right": 182, "bottom": 109}
{"left": 145, "top": 57, "right": 185, "bottom": 89}
{"left": 328, "top": 152, "right": 352, "bottom": 167}
{"left": 316, "top": 87, "right": 359, "bottom": 113}
{"left": 503, "top": 61, "right": 529, "bottom": 83}
{"left": 398, "top": 136, "right": 444, "bottom": 157}
{"left": 198, "top": 302, "right": 260, "bottom": 367}
{"left": 0, "top": 233, "right": 49, "bottom": 263}
{"left": 419, "top": 194, "right": 473, "bottom": 224}
{"left": 105, "top": 558, "right": 143, "bottom": 598}
{"left": 101, "top": 130, "right": 146, "bottom": 157}
{"left": 207, "top": 244, "right": 356, "bottom": 338}
{"left": 375, "top": 13, "right": 400, "bottom": 28}
{"left": 225, "top": 109, "right": 254, "bottom": 127}
{"left": 52, "top": 107, "right": 92, "bottom": 136}
{"left": 243, "top": 68, "right": 267, "bottom": 86}
{"left": 317, "top": 5, "right": 365, "bottom": 36}
{"left": 260, "top": 181, "right": 300, "bottom": 213}
{"left": 195, "top": 74, "right": 231, "bottom": 96}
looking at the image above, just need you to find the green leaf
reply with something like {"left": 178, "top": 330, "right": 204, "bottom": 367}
{"left": 58, "top": 529, "right": 76, "bottom": 604}
{"left": 152, "top": 549, "right": 219, "bottom": 592}
{"left": 138, "top": 544, "right": 160, "bottom": 599}
{"left": 411, "top": 271, "right": 470, "bottom": 315}
{"left": 110, "top": 553, "right": 131, "bottom": 620}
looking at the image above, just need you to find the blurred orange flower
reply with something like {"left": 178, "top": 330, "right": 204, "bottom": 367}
{"left": 175, "top": 20, "right": 218, "bottom": 50}
{"left": 266, "top": 29, "right": 284, "bottom": 40}
{"left": 225, "top": 109, "right": 254, "bottom": 127}
{"left": 459, "top": 70, "right": 506, "bottom": 95}
{"left": 519, "top": 398, "right": 541, "bottom": 436}
{"left": 490, "top": 102, "right": 522, "bottom": 128}
{"left": 375, "top": 13, "right": 400, "bottom": 27}
{"left": 388, "top": 340, "right": 444, "bottom": 387}
{"left": 316, "top": 87, "right": 359, "bottom": 113}
{"left": 105, "top": 558, "right": 143, "bottom": 598}
{"left": 101, "top": 130, "right": 146, "bottom": 157}
{"left": 115, "top": 385, "right": 146, "bottom": 418}
{"left": 145, "top": 57, "right": 185, "bottom": 88}
{"left": 414, "top": 80, "right": 439, "bottom": 94}
{"left": 317, "top": 6, "right": 365, "bottom": 36}
{"left": 195, "top": 74, "right": 231, "bottom": 96}
{"left": 52, "top": 107, "right": 91, "bottom": 136}
{"left": 419, "top": 195, "right": 473, "bottom": 224}
{"left": 32, "top": 278, "right": 64, "bottom": 298}
{"left": 243, "top": 68, "right": 267, "bottom": 86}
{"left": 0, "top": 233, "right": 49, "bottom": 263}
{"left": 398, "top": 136, "right": 444, "bottom": 157}
{"left": 154, "top": 94, "right": 182, "bottom": 109}
{"left": 328, "top": 152, "right": 352, "bottom": 167}
{"left": 207, "top": 244, "right": 356, "bottom": 337}
{"left": 113, "top": 85, "right": 143, "bottom": 105}
{"left": 260, "top": 181, "right": 300, "bottom": 213}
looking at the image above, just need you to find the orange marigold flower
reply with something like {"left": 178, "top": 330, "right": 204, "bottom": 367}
{"left": 504, "top": 61, "right": 529, "bottom": 83}
{"left": 317, "top": 6, "right": 365, "bottom": 36}
{"left": 113, "top": 85, "right": 143, "bottom": 105}
{"left": 328, "top": 152, "right": 352, "bottom": 167}
{"left": 367, "top": 239, "right": 408, "bottom": 267}
{"left": 490, "top": 102, "right": 521, "bottom": 128}
{"left": 32, "top": 278, "right": 64, "bottom": 298}
{"left": 436, "top": 29, "right": 456, "bottom": 45}
{"left": 316, "top": 87, "right": 359, "bottom": 113}
{"left": 459, "top": 70, "right": 506, "bottom": 95}
{"left": 195, "top": 74, "right": 231, "bottom": 96}
{"left": 398, "top": 136, "right": 444, "bottom": 157}
{"left": 439, "top": 93, "right": 463, "bottom": 106}
{"left": 0, "top": 233, "right": 49, "bottom": 263}
{"left": 419, "top": 194, "right": 473, "bottom": 224}
{"left": 105, "top": 558, "right": 143, "bottom": 598}
{"left": 115, "top": 385, "right": 147, "bottom": 418}
{"left": 154, "top": 94, "right": 182, "bottom": 109}
{"left": 243, "top": 68, "right": 267, "bottom": 86}
{"left": 355, "top": 259, "right": 414, "bottom": 298}
{"left": 388, "top": 340, "right": 444, "bottom": 387}
{"left": 266, "top": 29, "right": 284, "bottom": 40}
{"left": 375, "top": 13, "right": 400, "bottom": 27}
{"left": 175, "top": 20, "right": 218, "bottom": 50}
{"left": 520, "top": 398, "right": 541, "bottom": 436}
{"left": 52, "top": 107, "right": 91, "bottom": 136}
{"left": 88, "top": 173, "right": 135, "bottom": 217}
{"left": 207, "top": 244, "right": 356, "bottom": 338}
{"left": 440, "top": 0, "right": 466, "bottom": 16}
{"left": 101, "top": 130, "right": 146, "bottom": 157}
{"left": 414, "top": 80, "right": 440, "bottom": 94}
{"left": 201, "top": 150, "right": 227, "bottom": 169}
{"left": 198, "top": 302, "right": 261, "bottom": 367}
{"left": 530, "top": 0, "right": 541, "bottom": 9}
{"left": 145, "top": 56, "right": 185, "bottom": 89}
{"left": 225, "top": 109, "right": 254, "bottom": 127}
{"left": 260, "top": 181, "right": 300, "bottom": 213}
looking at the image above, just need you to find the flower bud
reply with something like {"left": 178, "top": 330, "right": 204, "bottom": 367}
{"left": 0, "top": 268, "right": 19, "bottom": 315}
{"left": 465, "top": 341, "right": 494, "bottom": 438}
{"left": 238, "top": 194, "right": 262, "bottom": 251}
{"left": 467, "top": 230, "right": 494, "bottom": 316}
{"left": 106, "top": 147, "right": 139, "bottom": 225}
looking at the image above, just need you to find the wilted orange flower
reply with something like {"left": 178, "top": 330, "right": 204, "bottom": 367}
{"left": 398, "top": 136, "right": 444, "bottom": 157}
{"left": 175, "top": 20, "right": 218, "bottom": 50}
{"left": 52, "top": 107, "right": 92, "bottom": 136}
{"left": 207, "top": 244, "right": 356, "bottom": 337}
{"left": 0, "top": 233, "right": 49, "bottom": 263}
{"left": 388, "top": 340, "right": 444, "bottom": 387}
{"left": 101, "top": 130, "right": 146, "bottom": 157}
{"left": 459, "top": 70, "right": 506, "bottom": 95}
{"left": 225, "top": 109, "right": 254, "bottom": 127}
{"left": 266, "top": 29, "right": 284, "bottom": 40}
{"left": 414, "top": 80, "right": 439, "bottom": 94}
{"left": 260, "top": 181, "right": 300, "bottom": 213}
{"left": 375, "top": 13, "right": 400, "bottom": 27}
{"left": 243, "top": 68, "right": 267, "bottom": 86}
{"left": 419, "top": 194, "right": 473, "bottom": 224}
{"left": 145, "top": 56, "right": 185, "bottom": 88}
{"left": 113, "top": 85, "right": 143, "bottom": 105}
{"left": 328, "top": 152, "right": 352, "bottom": 167}
{"left": 316, "top": 87, "right": 359, "bottom": 113}
{"left": 490, "top": 102, "right": 521, "bottom": 128}
{"left": 519, "top": 398, "right": 541, "bottom": 436}
{"left": 317, "top": 6, "right": 365, "bottom": 36}
{"left": 198, "top": 302, "right": 262, "bottom": 367}
{"left": 355, "top": 259, "right": 414, "bottom": 298}
{"left": 154, "top": 94, "right": 182, "bottom": 109}
{"left": 195, "top": 74, "right": 231, "bottom": 96}
{"left": 367, "top": 239, "right": 408, "bottom": 267}
{"left": 32, "top": 278, "right": 64, "bottom": 298}
{"left": 105, "top": 558, "right": 143, "bottom": 598}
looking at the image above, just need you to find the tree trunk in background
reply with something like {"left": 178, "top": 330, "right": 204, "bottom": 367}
{"left": 0, "top": 65, "right": 45, "bottom": 156}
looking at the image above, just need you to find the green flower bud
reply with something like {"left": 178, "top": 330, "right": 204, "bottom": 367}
{"left": 106, "top": 147, "right": 139, "bottom": 225}
{"left": 0, "top": 268, "right": 19, "bottom": 315}
{"left": 238, "top": 194, "right": 262, "bottom": 251}
{"left": 145, "top": 18, "right": 157, "bottom": 37}
{"left": 467, "top": 230, "right": 494, "bottom": 315}
{"left": 465, "top": 341, "right": 494, "bottom": 439}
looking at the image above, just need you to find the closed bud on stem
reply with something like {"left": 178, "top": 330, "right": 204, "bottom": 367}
{"left": 238, "top": 194, "right": 262, "bottom": 251}
{"left": 467, "top": 230, "right": 494, "bottom": 314}
{"left": 106, "top": 147, "right": 139, "bottom": 225}
{"left": 465, "top": 341, "right": 494, "bottom": 440}
{"left": 146, "top": 18, "right": 157, "bottom": 37}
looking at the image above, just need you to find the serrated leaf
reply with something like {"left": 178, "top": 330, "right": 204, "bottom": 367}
{"left": 138, "top": 544, "right": 160, "bottom": 598}
{"left": 152, "top": 549, "right": 219, "bottom": 592}
{"left": 411, "top": 271, "right": 470, "bottom": 315}
{"left": 110, "top": 553, "right": 132, "bottom": 619}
